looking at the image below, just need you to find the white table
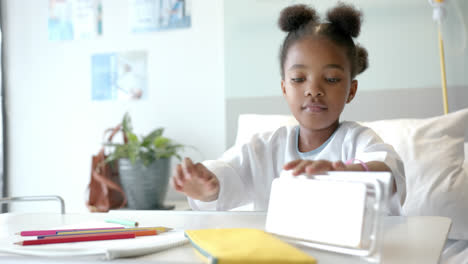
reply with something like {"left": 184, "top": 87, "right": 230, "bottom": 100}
{"left": 0, "top": 211, "right": 451, "bottom": 263}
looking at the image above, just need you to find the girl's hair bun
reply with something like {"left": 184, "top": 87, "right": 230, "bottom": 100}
{"left": 326, "top": 2, "right": 362, "bottom": 38}
{"left": 355, "top": 44, "right": 369, "bottom": 74}
{"left": 278, "top": 4, "right": 319, "bottom": 32}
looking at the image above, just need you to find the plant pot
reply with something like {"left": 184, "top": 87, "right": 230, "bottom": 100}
{"left": 118, "top": 158, "right": 170, "bottom": 210}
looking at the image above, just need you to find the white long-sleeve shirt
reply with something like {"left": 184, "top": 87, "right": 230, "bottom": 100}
{"left": 188, "top": 121, "right": 406, "bottom": 213}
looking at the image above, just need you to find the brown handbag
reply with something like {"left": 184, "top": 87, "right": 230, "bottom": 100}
{"left": 86, "top": 125, "right": 127, "bottom": 212}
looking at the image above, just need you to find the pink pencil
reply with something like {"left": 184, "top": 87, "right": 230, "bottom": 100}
{"left": 17, "top": 227, "right": 122, "bottom": 236}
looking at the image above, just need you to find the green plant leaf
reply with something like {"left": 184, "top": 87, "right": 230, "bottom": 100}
{"left": 122, "top": 112, "right": 133, "bottom": 133}
{"left": 141, "top": 128, "right": 164, "bottom": 148}
{"left": 154, "top": 136, "right": 170, "bottom": 148}
{"left": 103, "top": 113, "right": 188, "bottom": 168}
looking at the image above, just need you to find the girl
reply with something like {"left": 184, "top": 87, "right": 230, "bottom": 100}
{"left": 172, "top": 3, "right": 406, "bottom": 213}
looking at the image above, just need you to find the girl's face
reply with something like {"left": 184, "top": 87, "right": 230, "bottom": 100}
{"left": 281, "top": 36, "right": 357, "bottom": 132}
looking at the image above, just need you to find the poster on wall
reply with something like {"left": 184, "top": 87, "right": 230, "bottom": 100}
{"left": 129, "top": 0, "right": 191, "bottom": 32}
{"left": 91, "top": 51, "right": 148, "bottom": 101}
{"left": 48, "top": 0, "right": 103, "bottom": 41}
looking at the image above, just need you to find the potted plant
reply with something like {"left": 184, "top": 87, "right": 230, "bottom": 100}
{"left": 105, "top": 113, "right": 184, "bottom": 210}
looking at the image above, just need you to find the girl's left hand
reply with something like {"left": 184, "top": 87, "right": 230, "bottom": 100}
{"left": 283, "top": 159, "right": 347, "bottom": 176}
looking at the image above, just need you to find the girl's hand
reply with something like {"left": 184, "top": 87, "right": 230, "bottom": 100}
{"left": 283, "top": 159, "right": 347, "bottom": 176}
{"left": 172, "top": 157, "right": 220, "bottom": 202}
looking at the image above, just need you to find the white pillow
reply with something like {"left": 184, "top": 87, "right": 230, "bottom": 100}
{"left": 465, "top": 143, "right": 468, "bottom": 169}
{"left": 235, "top": 114, "right": 298, "bottom": 146}
{"left": 361, "top": 108, "right": 468, "bottom": 240}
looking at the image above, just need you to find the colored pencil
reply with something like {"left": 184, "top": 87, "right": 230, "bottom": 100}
{"left": 105, "top": 218, "right": 139, "bottom": 227}
{"left": 15, "top": 232, "right": 135, "bottom": 246}
{"left": 56, "top": 226, "right": 171, "bottom": 235}
{"left": 39, "top": 229, "right": 157, "bottom": 239}
{"left": 17, "top": 227, "right": 123, "bottom": 236}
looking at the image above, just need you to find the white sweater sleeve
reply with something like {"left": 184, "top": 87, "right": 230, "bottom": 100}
{"left": 187, "top": 128, "right": 288, "bottom": 211}
{"left": 187, "top": 140, "right": 261, "bottom": 211}
{"left": 351, "top": 126, "right": 407, "bottom": 214}
{"left": 188, "top": 158, "right": 253, "bottom": 211}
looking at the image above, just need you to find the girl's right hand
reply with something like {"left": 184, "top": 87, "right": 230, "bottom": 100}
{"left": 172, "top": 157, "right": 220, "bottom": 202}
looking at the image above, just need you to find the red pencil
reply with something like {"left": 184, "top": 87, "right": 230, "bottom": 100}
{"left": 15, "top": 232, "right": 135, "bottom": 246}
{"left": 17, "top": 227, "right": 122, "bottom": 236}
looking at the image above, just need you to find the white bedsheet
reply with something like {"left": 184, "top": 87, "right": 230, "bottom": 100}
{"left": 464, "top": 142, "right": 468, "bottom": 169}
{"left": 441, "top": 239, "right": 468, "bottom": 264}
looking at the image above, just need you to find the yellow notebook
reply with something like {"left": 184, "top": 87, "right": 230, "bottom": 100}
{"left": 184, "top": 228, "right": 316, "bottom": 264}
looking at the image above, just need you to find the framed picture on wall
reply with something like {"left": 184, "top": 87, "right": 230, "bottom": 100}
{"left": 48, "top": 0, "right": 103, "bottom": 41}
{"left": 91, "top": 51, "right": 148, "bottom": 101}
{"left": 129, "top": 0, "right": 192, "bottom": 33}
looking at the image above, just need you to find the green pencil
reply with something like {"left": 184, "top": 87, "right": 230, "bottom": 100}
{"left": 105, "top": 218, "right": 139, "bottom": 227}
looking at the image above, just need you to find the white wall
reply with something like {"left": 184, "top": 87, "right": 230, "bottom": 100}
{"left": 2, "top": 0, "right": 225, "bottom": 212}
{"left": 223, "top": 0, "right": 468, "bottom": 147}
